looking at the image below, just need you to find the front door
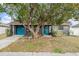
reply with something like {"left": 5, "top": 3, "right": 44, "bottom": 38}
{"left": 42, "top": 26, "right": 49, "bottom": 35}
{"left": 44, "top": 26, "right": 49, "bottom": 35}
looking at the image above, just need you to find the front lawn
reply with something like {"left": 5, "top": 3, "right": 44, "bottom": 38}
{"left": 0, "top": 33, "right": 7, "bottom": 40}
{"left": 1, "top": 36, "right": 79, "bottom": 53}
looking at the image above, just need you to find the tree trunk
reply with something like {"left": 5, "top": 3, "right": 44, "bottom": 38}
{"left": 27, "top": 25, "right": 40, "bottom": 39}
{"left": 23, "top": 24, "right": 40, "bottom": 39}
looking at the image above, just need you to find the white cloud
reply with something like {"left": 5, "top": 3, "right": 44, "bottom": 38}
{"left": 0, "top": 12, "right": 13, "bottom": 24}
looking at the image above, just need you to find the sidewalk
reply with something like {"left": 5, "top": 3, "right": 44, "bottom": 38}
{"left": 0, "top": 52, "right": 78, "bottom": 56}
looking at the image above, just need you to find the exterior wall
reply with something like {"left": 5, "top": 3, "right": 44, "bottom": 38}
{"left": 49, "top": 25, "right": 52, "bottom": 34}
{"left": 52, "top": 26, "right": 58, "bottom": 31}
{"left": 11, "top": 25, "right": 14, "bottom": 35}
{"left": 52, "top": 25, "right": 69, "bottom": 36}
{"left": 63, "top": 26, "right": 69, "bottom": 35}
{"left": 12, "top": 25, "right": 15, "bottom": 35}
{"left": 69, "top": 27, "right": 79, "bottom": 36}
{"left": 0, "top": 27, "right": 8, "bottom": 35}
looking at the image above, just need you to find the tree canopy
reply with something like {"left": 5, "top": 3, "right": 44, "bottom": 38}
{"left": 1, "top": 3, "right": 79, "bottom": 25}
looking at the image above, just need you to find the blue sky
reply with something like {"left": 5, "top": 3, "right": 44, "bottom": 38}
{"left": 0, "top": 12, "right": 11, "bottom": 18}
{"left": 0, "top": 12, "right": 12, "bottom": 24}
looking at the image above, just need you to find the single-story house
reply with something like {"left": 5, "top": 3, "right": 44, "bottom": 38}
{"left": 10, "top": 21, "right": 70, "bottom": 37}
{"left": 10, "top": 22, "right": 52, "bottom": 36}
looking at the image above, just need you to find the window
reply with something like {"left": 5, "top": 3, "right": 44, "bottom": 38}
{"left": 49, "top": 26, "right": 52, "bottom": 33}
{"left": 58, "top": 26, "right": 63, "bottom": 30}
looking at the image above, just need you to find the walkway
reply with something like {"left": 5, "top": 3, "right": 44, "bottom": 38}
{"left": 0, "top": 35, "right": 20, "bottom": 49}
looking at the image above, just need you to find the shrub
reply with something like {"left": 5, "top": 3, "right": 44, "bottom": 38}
{"left": 6, "top": 29, "right": 12, "bottom": 36}
{"left": 51, "top": 31, "right": 57, "bottom": 37}
{"left": 53, "top": 48, "right": 62, "bottom": 53}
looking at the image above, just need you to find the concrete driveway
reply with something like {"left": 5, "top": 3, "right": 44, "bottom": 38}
{"left": 0, "top": 35, "right": 20, "bottom": 49}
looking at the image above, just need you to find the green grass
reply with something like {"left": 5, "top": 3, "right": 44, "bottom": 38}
{"left": 53, "top": 48, "right": 63, "bottom": 53}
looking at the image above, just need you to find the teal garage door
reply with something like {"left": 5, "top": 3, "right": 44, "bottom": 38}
{"left": 42, "top": 26, "right": 49, "bottom": 35}
{"left": 16, "top": 25, "right": 25, "bottom": 35}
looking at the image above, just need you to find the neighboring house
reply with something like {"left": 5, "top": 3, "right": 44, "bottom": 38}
{"left": 0, "top": 24, "right": 10, "bottom": 35}
{"left": 68, "top": 19, "right": 79, "bottom": 36}
{"left": 0, "top": 12, "right": 13, "bottom": 36}
{"left": 69, "top": 24, "right": 79, "bottom": 36}
{"left": 10, "top": 22, "right": 52, "bottom": 36}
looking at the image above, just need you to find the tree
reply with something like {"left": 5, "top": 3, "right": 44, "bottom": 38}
{"left": 2, "top": 3, "right": 79, "bottom": 38}
{"left": 0, "top": 4, "right": 5, "bottom": 12}
{"left": 3, "top": 3, "right": 50, "bottom": 39}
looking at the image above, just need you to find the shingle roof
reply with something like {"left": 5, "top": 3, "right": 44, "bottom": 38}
{"left": 61, "top": 23, "right": 69, "bottom": 26}
{"left": 10, "top": 21, "right": 51, "bottom": 25}
{"left": 10, "top": 22, "right": 27, "bottom": 25}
